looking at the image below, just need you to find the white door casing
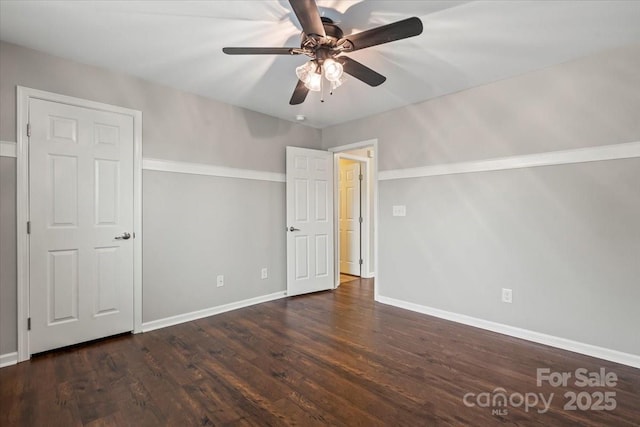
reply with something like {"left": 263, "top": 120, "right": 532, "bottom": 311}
{"left": 339, "top": 159, "right": 361, "bottom": 276}
{"left": 27, "top": 96, "right": 136, "bottom": 354}
{"left": 286, "top": 147, "right": 334, "bottom": 296}
{"left": 330, "top": 142, "right": 377, "bottom": 289}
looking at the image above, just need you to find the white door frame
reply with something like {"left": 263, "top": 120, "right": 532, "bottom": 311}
{"left": 329, "top": 139, "right": 378, "bottom": 299}
{"left": 336, "top": 153, "right": 371, "bottom": 279}
{"left": 15, "top": 86, "right": 143, "bottom": 362}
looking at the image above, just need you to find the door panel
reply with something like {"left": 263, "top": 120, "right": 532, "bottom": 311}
{"left": 95, "top": 159, "right": 120, "bottom": 225}
{"left": 315, "top": 235, "right": 329, "bottom": 277}
{"left": 339, "top": 159, "right": 361, "bottom": 276}
{"left": 294, "top": 179, "right": 308, "bottom": 221}
{"left": 49, "top": 154, "right": 78, "bottom": 226}
{"left": 29, "top": 98, "right": 134, "bottom": 354}
{"left": 286, "top": 147, "right": 334, "bottom": 296}
{"left": 95, "top": 246, "right": 119, "bottom": 315}
{"left": 48, "top": 249, "right": 79, "bottom": 323}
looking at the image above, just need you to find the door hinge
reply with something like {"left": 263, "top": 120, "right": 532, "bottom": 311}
{"left": 27, "top": 123, "right": 31, "bottom": 137}
{"left": 359, "top": 174, "right": 363, "bottom": 181}
{"left": 27, "top": 221, "right": 31, "bottom": 234}
{"left": 359, "top": 217, "right": 363, "bottom": 224}
{"left": 359, "top": 259, "right": 363, "bottom": 265}
{"left": 27, "top": 317, "right": 31, "bottom": 331}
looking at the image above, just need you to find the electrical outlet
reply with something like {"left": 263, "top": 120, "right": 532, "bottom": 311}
{"left": 261, "top": 268, "right": 268, "bottom": 279}
{"left": 217, "top": 275, "right": 224, "bottom": 287}
{"left": 501, "top": 288, "right": 513, "bottom": 303}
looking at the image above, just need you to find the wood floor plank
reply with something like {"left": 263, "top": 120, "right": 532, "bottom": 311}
{"left": 1, "top": 278, "right": 638, "bottom": 426}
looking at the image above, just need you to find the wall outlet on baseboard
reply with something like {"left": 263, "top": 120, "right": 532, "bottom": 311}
{"left": 502, "top": 288, "right": 513, "bottom": 303}
{"left": 217, "top": 275, "right": 224, "bottom": 287}
{"left": 261, "top": 268, "right": 268, "bottom": 279}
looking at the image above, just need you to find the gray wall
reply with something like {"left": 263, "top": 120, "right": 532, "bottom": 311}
{"left": 0, "top": 41, "right": 322, "bottom": 353}
{"left": 0, "top": 158, "right": 17, "bottom": 354}
{"left": 142, "top": 171, "right": 286, "bottom": 322}
{"left": 323, "top": 44, "right": 640, "bottom": 356}
{"left": 322, "top": 44, "right": 640, "bottom": 170}
{"left": 0, "top": 41, "right": 320, "bottom": 171}
{"left": 379, "top": 160, "right": 640, "bottom": 355}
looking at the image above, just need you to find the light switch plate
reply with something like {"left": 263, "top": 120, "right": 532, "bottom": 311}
{"left": 392, "top": 205, "right": 407, "bottom": 216}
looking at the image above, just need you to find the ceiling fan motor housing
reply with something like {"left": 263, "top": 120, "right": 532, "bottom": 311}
{"left": 300, "top": 17, "right": 345, "bottom": 57}
{"left": 320, "top": 17, "right": 344, "bottom": 40}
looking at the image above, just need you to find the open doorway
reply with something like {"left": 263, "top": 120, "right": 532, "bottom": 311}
{"left": 330, "top": 140, "right": 377, "bottom": 290}
{"left": 338, "top": 155, "right": 365, "bottom": 282}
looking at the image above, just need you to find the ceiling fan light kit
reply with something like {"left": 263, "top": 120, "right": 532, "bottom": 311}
{"left": 295, "top": 58, "right": 344, "bottom": 93}
{"left": 223, "top": 0, "right": 423, "bottom": 106}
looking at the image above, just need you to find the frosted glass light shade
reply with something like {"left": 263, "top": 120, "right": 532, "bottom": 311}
{"left": 304, "top": 72, "right": 322, "bottom": 91}
{"left": 323, "top": 58, "right": 344, "bottom": 82}
{"left": 295, "top": 61, "right": 315, "bottom": 83}
{"left": 330, "top": 75, "right": 346, "bottom": 91}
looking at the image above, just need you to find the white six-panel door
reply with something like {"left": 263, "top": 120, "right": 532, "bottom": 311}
{"left": 286, "top": 147, "right": 334, "bottom": 296}
{"left": 29, "top": 98, "right": 134, "bottom": 354}
{"left": 339, "top": 159, "right": 361, "bottom": 276}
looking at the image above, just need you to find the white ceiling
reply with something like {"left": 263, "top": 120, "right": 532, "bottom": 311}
{"left": 1, "top": 1, "right": 639, "bottom": 128}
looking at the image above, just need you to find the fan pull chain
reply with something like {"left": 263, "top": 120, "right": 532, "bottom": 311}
{"left": 320, "top": 68, "right": 325, "bottom": 103}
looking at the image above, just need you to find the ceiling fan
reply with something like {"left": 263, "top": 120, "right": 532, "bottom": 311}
{"left": 222, "top": 0, "right": 423, "bottom": 105}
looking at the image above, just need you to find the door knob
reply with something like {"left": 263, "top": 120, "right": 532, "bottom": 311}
{"left": 115, "top": 232, "right": 131, "bottom": 240}
{"left": 289, "top": 226, "right": 300, "bottom": 232}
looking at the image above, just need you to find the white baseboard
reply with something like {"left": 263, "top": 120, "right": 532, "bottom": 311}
{"left": 376, "top": 295, "right": 640, "bottom": 369}
{"left": 141, "top": 291, "right": 287, "bottom": 333}
{"left": 0, "top": 352, "right": 18, "bottom": 368}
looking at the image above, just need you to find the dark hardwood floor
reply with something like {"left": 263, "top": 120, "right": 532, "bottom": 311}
{"left": 1, "top": 278, "right": 639, "bottom": 426}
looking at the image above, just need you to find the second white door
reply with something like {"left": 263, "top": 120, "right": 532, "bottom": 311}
{"left": 339, "top": 158, "right": 361, "bottom": 276}
{"left": 286, "top": 147, "right": 334, "bottom": 296}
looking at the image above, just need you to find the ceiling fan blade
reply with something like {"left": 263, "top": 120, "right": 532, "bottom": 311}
{"left": 222, "top": 47, "right": 298, "bottom": 55}
{"left": 289, "top": 0, "right": 326, "bottom": 38}
{"left": 290, "top": 79, "right": 309, "bottom": 105}
{"left": 340, "top": 17, "right": 423, "bottom": 52}
{"left": 338, "top": 57, "right": 386, "bottom": 87}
